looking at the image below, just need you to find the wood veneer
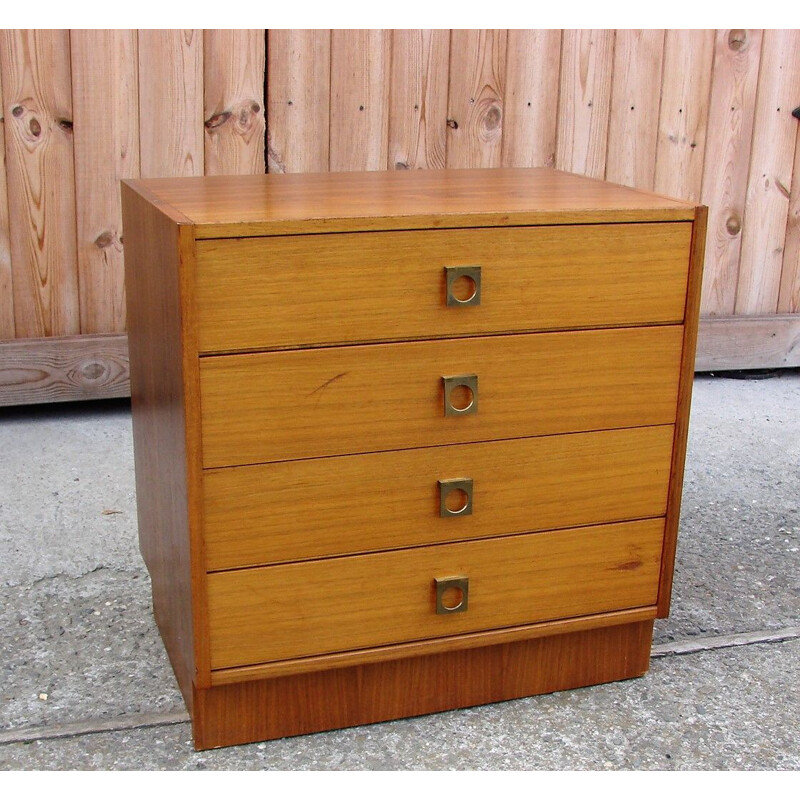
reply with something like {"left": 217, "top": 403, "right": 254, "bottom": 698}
{"left": 122, "top": 167, "right": 704, "bottom": 749}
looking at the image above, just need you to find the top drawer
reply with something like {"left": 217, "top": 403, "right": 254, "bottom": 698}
{"left": 195, "top": 222, "right": 692, "bottom": 353}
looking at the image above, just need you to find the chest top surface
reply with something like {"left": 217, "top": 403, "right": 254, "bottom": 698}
{"left": 123, "top": 167, "right": 697, "bottom": 239}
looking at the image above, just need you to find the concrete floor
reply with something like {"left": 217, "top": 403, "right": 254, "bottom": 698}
{"left": 0, "top": 371, "right": 798, "bottom": 769}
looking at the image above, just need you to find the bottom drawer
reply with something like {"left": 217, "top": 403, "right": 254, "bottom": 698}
{"left": 207, "top": 518, "right": 664, "bottom": 670}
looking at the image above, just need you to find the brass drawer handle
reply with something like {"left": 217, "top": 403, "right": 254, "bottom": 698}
{"left": 438, "top": 478, "right": 473, "bottom": 517}
{"left": 442, "top": 374, "right": 478, "bottom": 416}
{"left": 445, "top": 266, "right": 482, "bottom": 306}
{"left": 435, "top": 576, "right": 469, "bottom": 614}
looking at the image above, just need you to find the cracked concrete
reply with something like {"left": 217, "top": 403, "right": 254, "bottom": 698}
{"left": 0, "top": 372, "right": 798, "bottom": 769}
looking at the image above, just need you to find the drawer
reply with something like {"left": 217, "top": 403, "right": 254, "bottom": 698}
{"left": 203, "top": 425, "right": 674, "bottom": 570}
{"left": 195, "top": 223, "right": 692, "bottom": 353}
{"left": 206, "top": 518, "right": 664, "bottom": 669}
{"left": 199, "top": 326, "right": 684, "bottom": 468}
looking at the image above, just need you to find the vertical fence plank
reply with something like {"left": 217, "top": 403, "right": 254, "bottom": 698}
{"left": 778, "top": 127, "right": 800, "bottom": 313}
{"left": 138, "top": 30, "right": 203, "bottom": 178}
{"left": 606, "top": 29, "right": 666, "bottom": 190}
{"left": 0, "top": 29, "right": 79, "bottom": 338}
{"left": 556, "top": 30, "right": 615, "bottom": 179}
{"left": 329, "top": 30, "right": 390, "bottom": 172}
{"left": 446, "top": 29, "right": 507, "bottom": 169}
{"left": 0, "top": 63, "right": 14, "bottom": 339}
{"left": 736, "top": 29, "right": 800, "bottom": 315}
{"left": 699, "top": 29, "right": 762, "bottom": 317}
{"left": 267, "top": 30, "right": 330, "bottom": 174}
{"left": 502, "top": 30, "right": 561, "bottom": 168}
{"left": 204, "top": 30, "right": 265, "bottom": 176}
{"left": 71, "top": 30, "right": 139, "bottom": 335}
{"left": 654, "top": 30, "right": 714, "bottom": 202}
{"left": 388, "top": 29, "right": 449, "bottom": 171}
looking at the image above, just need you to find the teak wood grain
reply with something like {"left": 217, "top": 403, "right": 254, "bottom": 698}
{"left": 126, "top": 168, "right": 696, "bottom": 239}
{"left": 195, "top": 222, "right": 692, "bottom": 353}
{"left": 192, "top": 620, "right": 654, "bottom": 748}
{"left": 199, "top": 325, "right": 684, "bottom": 468}
{"left": 121, "top": 167, "right": 704, "bottom": 750}
{"left": 121, "top": 184, "right": 209, "bottom": 701}
{"left": 206, "top": 518, "right": 664, "bottom": 669}
{"left": 658, "top": 204, "right": 707, "bottom": 617}
{"left": 203, "top": 425, "right": 674, "bottom": 570}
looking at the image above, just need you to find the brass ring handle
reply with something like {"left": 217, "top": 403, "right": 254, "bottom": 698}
{"left": 438, "top": 478, "right": 473, "bottom": 517}
{"left": 435, "top": 576, "right": 469, "bottom": 614}
{"left": 442, "top": 374, "right": 478, "bottom": 416}
{"left": 445, "top": 266, "right": 482, "bottom": 306}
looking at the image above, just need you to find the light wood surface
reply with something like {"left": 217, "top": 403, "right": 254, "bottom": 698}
{"left": 206, "top": 519, "right": 664, "bottom": 669}
{"left": 0, "top": 333, "right": 129, "bottom": 406}
{"left": 695, "top": 314, "right": 800, "bottom": 371}
{"left": 203, "top": 30, "right": 265, "bottom": 176}
{"left": 700, "top": 29, "right": 762, "bottom": 317}
{"left": 71, "top": 30, "right": 139, "bottom": 335}
{"left": 735, "top": 29, "right": 800, "bottom": 315}
{"left": 195, "top": 221, "right": 692, "bottom": 353}
{"left": 204, "top": 425, "right": 674, "bottom": 570}
{"left": 329, "top": 30, "right": 390, "bottom": 172}
{"left": 446, "top": 30, "right": 507, "bottom": 169}
{"left": 654, "top": 30, "right": 714, "bottom": 203}
{"left": 266, "top": 30, "right": 330, "bottom": 173}
{"left": 193, "top": 620, "right": 654, "bottom": 748}
{"left": 388, "top": 30, "right": 449, "bottom": 170}
{"left": 501, "top": 30, "right": 561, "bottom": 168}
{"left": 0, "top": 29, "right": 79, "bottom": 338}
{"left": 556, "top": 30, "right": 614, "bottom": 178}
{"left": 658, "top": 205, "right": 707, "bottom": 617}
{"left": 778, "top": 125, "right": 800, "bottom": 314}
{"left": 606, "top": 30, "right": 666, "bottom": 190}
{"left": 0, "top": 70, "right": 14, "bottom": 338}
{"left": 199, "top": 326, "right": 684, "bottom": 468}
{"left": 127, "top": 168, "right": 695, "bottom": 239}
{"left": 138, "top": 30, "right": 203, "bottom": 178}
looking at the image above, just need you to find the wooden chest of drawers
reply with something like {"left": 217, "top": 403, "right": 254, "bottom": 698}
{"left": 121, "top": 168, "right": 706, "bottom": 750}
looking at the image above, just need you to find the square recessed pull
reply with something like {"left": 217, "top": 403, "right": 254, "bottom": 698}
{"left": 445, "top": 266, "right": 481, "bottom": 306}
{"left": 442, "top": 374, "right": 478, "bottom": 416}
{"left": 438, "top": 478, "right": 473, "bottom": 518}
{"left": 434, "top": 576, "right": 469, "bottom": 614}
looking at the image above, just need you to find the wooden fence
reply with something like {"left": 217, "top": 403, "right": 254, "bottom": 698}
{"left": 0, "top": 29, "right": 798, "bottom": 405}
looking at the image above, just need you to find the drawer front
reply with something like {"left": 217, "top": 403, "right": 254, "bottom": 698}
{"left": 203, "top": 425, "right": 674, "bottom": 570}
{"left": 195, "top": 223, "right": 692, "bottom": 353}
{"left": 206, "top": 518, "right": 664, "bottom": 669}
{"left": 199, "top": 326, "right": 683, "bottom": 468}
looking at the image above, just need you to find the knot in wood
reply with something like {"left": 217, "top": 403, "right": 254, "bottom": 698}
{"left": 484, "top": 105, "right": 502, "bottom": 131}
{"left": 205, "top": 111, "right": 232, "bottom": 130}
{"left": 728, "top": 30, "right": 747, "bottom": 50}
{"left": 80, "top": 361, "right": 105, "bottom": 381}
{"left": 94, "top": 230, "right": 117, "bottom": 249}
{"left": 725, "top": 216, "right": 741, "bottom": 236}
{"left": 29, "top": 117, "right": 42, "bottom": 137}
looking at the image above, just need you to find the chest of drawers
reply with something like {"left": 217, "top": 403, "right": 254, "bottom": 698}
{"left": 122, "top": 168, "right": 706, "bottom": 750}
